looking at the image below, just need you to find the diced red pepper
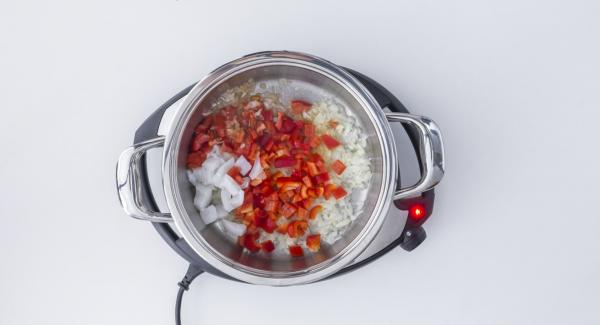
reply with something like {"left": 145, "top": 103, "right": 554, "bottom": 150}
{"left": 248, "top": 143, "right": 259, "bottom": 160}
{"left": 227, "top": 166, "right": 241, "bottom": 178}
{"left": 300, "top": 185, "right": 309, "bottom": 199}
{"left": 305, "top": 161, "right": 319, "bottom": 176}
{"left": 248, "top": 129, "right": 258, "bottom": 140}
{"left": 186, "top": 151, "right": 206, "bottom": 169}
{"left": 213, "top": 114, "right": 226, "bottom": 131}
{"left": 221, "top": 143, "right": 234, "bottom": 154}
{"left": 191, "top": 133, "right": 211, "bottom": 151}
{"left": 277, "top": 222, "right": 289, "bottom": 234}
{"left": 261, "top": 109, "right": 274, "bottom": 121}
{"left": 292, "top": 139, "right": 310, "bottom": 151}
{"left": 233, "top": 174, "right": 244, "bottom": 185}
{"left": 264, "top": 198, "right": 279, "bottom": 212}
{"left": 291, "top": 100, "right": 312, "bottom": 114}
{"left": 253, "top": 210, "right": 267, "bottom": 226}
{"left": 271, "top": 171, "right": 284, "bottom": 181}
{"left": 242, "top": 234, "right": 261, "bottom": 252}
{"left": 331, "top": 160, "right": 346, "bottom": 175}
{"left": 280, "top": 203, "right": 297, "bottom": 218}
{"left": 321, "top": 134, "right": 341, "bottom": 149}
{"left": 261, "top": 240, "right": 275, "bottom": 253}
{"left": 230, "top": 129, "right": 245, "bottom": 143}
{"left": 276, "top": 179, "right": 302, "bottom": 192}
{"left": 195, "top": 116, "right": 213, "bottom": 133}
{"left": 301, "top": 198, "right": 314, "bottom": 210}
{"left": 275, "top": 147, "right": 290, "bottom": 157}
{"left": 332, "top": 186, "right": 348, "bottom": 200}
{"left": 307, "top": 135, "right": 321, "bottom": 148}
{"left": 316, "top": 160, "right": 327, "bottom": 173}
{"left": 289, "top": 245, "right": 304, "bottom": 257}
{"left": 310, "top": 153, "right": 324, "bottom": 163}
{"left": 275, "top": 112, "right": 284, "bottom": 130}
{"left": 273, "top": 156, "right": 295, "bottom": 168}
{"left": 297, "top": 207, "right": 308, "bottom": 219}
{"left": 314, "top": 186, "right": 324, "bottom": 197}
{"left": 265, "top": 120, "right": 276, "bottom": 133}
{"left": 260, "top": 217, "right": 277, "bottom": 233}
{"left": 264, "top": 138, "right": 275, "bottom": 151}
{"left": 256, "top": 134, "right": 271, "bottom": 147}
{"left": 323, "top": 184, "right": 337, "bottom": 200}
{"left": 279, "top": 117, "right": 296, "bottom": 134}
{"left": 314, "top": 172, "right": 330, "bottom": 184}
{"left": 303, "top": 123, "right": 316, "bottom": 137}
{"left": 278, "top": 191, "right": 293, "bottom": 203}
{"left": 287, "top": 220, "right": 308, "bottom": 238}
{"left": 253, "top": 194, "right": 265, "bottom": 209}
{"left": 306, "top": 234, "right": 321, "bottom": 251}
{"left": 309, "top": 205, "right": 322, "bottom": 220}
{"left": 292, "top": 194, "right": 303, "bottom": 203}
{"left": 237, "top": 200, "right": 254, "bottom": 214}
{"left": 302, "top": 175, "right": 313, "bottom": 188}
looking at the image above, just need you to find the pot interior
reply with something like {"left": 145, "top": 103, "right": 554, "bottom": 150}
{"left": 175, "top": 63, "right": 387, "bottom": 276}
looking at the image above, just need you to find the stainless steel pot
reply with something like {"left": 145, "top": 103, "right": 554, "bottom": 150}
{"left": 116, "top": 51, "right": 445, "bottom": 286}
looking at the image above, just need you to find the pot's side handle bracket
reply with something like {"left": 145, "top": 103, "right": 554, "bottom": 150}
{"left": 386, "top": 113, "right": 445, "bottom": 200}
{"left": 116, "top": 137, "right": 172, "bottom": 222}
{"left": 133, "top": 84, "right": 211, "bottom": 267}
{"left": 343, "top": 70, "right": 442, "bottom": 253}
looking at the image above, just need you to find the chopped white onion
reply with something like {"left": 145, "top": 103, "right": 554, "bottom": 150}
{"left": 193, "top": 185, "right": 213, "bottom": 210}
{"left": 221, "top": 188, "right": 244, "bottom": 212}
{"left": 240, "top": 177, "right": 250, "bottom": 189}
{"left": 221, "top": 219, "right": 246, "bottom": 236}
{"left": 248, "top": 158, "right": 264, "bottom": 180}
{"left": 211, "top": 158, "right": 235, "bottom": 186}
{"left": 200, "top": 205, "right": 218, "bottom": 225}
{"left": 234, "top": 155, "right": 252, "bottom": 175}
{"left": 215, "top": 204, "right": 229, "bottom": 218}
{"left": 230, "top": 190, "right": 244, "bottom": 208}
{"left": 221, "top": 174, "right": 241, "bottom": 195}
{"left": 194, "top": 156, "right": 223, "bottom": 185}
{"left": 187, "top": 169, "right": 197, "bottom": 185}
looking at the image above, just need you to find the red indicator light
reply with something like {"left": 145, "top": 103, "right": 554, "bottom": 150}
{"left": 409, "top": 205, "right": 425, "bottom": 219}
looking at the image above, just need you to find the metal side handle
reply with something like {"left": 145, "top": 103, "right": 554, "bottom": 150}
{"left": 386, "top": 113, "right": 445, "bottom": 200}
{"left": 116, "top": 136, "right": 172, "bottom": 222}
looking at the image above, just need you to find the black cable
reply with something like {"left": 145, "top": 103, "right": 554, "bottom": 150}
{"left": 175, "top": 264, "right": 204, "bottom": 325}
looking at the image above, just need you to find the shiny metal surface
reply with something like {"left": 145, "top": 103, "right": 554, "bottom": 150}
{"left": 116, "top": 51, "right": 444, "bottom": 286}
{"left": 146, "top": 97, "right": 413, "bottom": 269}
{"left": 162, "top": 51, "right": 397, "bottom": 286}
{"left": 386, "top": 113, "right": 445, "bottom": 200}
{"left": 116, "top": 137, "right": 172, "bottom": 223}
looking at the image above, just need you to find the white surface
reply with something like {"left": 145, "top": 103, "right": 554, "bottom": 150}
{"left": 1, "top": 0, "right": 599, "bottom": 324}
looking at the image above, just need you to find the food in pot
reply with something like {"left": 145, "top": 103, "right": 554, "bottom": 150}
{"left": 186, "top": 91, "right": 371, "bottom": 256}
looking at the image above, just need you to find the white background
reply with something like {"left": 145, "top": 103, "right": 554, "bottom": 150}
{"left": 1, "top": 1, "right": 599, "bottom": 324}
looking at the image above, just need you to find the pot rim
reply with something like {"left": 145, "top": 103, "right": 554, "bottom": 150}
{"left": 162, "top": 51, "right": 397, "bottom": 286}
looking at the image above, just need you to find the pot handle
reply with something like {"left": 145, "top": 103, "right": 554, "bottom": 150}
{"left": 116, "top": 136, "right": 172, "bottom": 222}
{"left": 385, "top": 113, "right": 445, "bottom": 200}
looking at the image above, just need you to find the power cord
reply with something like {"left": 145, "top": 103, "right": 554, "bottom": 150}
{"left": 175, "top": 264, "right": 204, "bottom": 325}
